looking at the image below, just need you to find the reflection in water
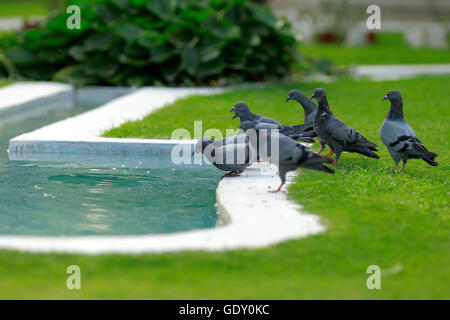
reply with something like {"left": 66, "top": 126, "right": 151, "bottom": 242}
{"left": 0, "top": 101, "right": 221, "bottom": 236}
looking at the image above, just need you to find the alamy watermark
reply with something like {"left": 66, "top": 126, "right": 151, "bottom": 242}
{"left": 170, "top": 121, "right": 280, "bottom": 169}
{"left": 366, "top": 5, "right": 381, "bottom": 30}
{"left": 66, "top": 5, "right": 81, "bottom": 30}
{"left": 366, "top": 265, "right": 381, "bottom": 290}
{"left": 66, "top": 265, "right": 81, "bottom": 290}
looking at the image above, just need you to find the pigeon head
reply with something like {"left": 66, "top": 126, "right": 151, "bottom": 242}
{"left": 382, "top": 90, "right": 402, "bottom": 104}
{"left": 230, "top": 102, "right": 252, "bottom": 121}
{"left": 383, "top": 90, "right": 404, "bottom": 120}
{"left": 193, "top": 137, "right": 214, "bottom": 154}
{"left": 285, "top": 89, "right": 302, "bottom": 102}
{"left": 310, "top": 88, "right": 327, "bottom": 101}
{"left": 310, "top": 88, "right": 331, "bottom": 113}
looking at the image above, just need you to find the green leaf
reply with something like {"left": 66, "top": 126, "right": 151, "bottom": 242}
{"left": 181, "top": 47, "right": 199, "bottom": 75}
{"left": 247, "top": 2, "right": 277, "bottom": 28}
{"left": 196, "top": 57, "right": 225, "bottom": 78}
{"left": 83, "top": 32, "right": 115, "bottom": 52}
{"left": 150, "top": 43, "right": 176, "bottom": 63}
{"left": 83, "top": 56, "right": 120, "bottom": 78}
{"left": 129, "top": 0, "right": 148, "bottom": 8}
{"left": 92, "top": 3, "right": 122, "bottom": 25}
{"left": 53, "top": 65, "right": 98, "bottom": 86}
{"left": 168, "top": 27, "right": 196, "bottom": 47}
{"left": 114, "top": 23, "right": 145, "bottom": 42}
{"left": 4, "top": 46, "right": 36, "bottom": 65}
{"left": 203, "top": 17, "right": 241, "bottom": 40}
{"left": 136, "top": 31, "right": 162, "bottom": 48}
{"left": 146, "top": 0, "right": 178, "bottom": 20}
{"left": 110, "top": 0, "right": 130, "bottom": 10}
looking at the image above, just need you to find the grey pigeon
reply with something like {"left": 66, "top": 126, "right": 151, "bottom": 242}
{"left": 311, "top": 88, "right": 379, "bottom": 165}
{"left": 194, "top": 136, "right": 254, "bottom": 178}
{"left": 286, "top": 89, "right": 318, "bottom": 124}
{"left": 285, "top": 89, "right": 319, "bottom": 143}
{"left": 381, "top": 90, "right": 438, "bottom": 172}
{"left": 230, "top": 102, "right": 315, "bottom": 143}
{"left": 241, "top": 127, "right": 334, "bottom": 192}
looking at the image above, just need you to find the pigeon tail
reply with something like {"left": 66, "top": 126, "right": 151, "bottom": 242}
{"left": 299, "top": 154, "right": 335, "bottom": 174}
{"left": 422, "top": 157, "right": 439, "bottom": 166}
{"left": 354, "top": 147, "right": 380, "bottom": 159}
{"left": 302, "top": 162, "right": 335, "bottom": 174}
{"left": 352, "top": 131, "right": 378, "bottom": 149}
{"left": 420, "top": 150, "right": 438, "bottom": 166}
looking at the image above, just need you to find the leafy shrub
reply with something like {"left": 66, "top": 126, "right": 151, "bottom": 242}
{"left": 0, "top": 0, "right": 302, "bottom": 86}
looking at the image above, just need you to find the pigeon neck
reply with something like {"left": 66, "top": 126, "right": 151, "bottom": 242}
{"left": 387, "top": 100, "right": 405, "bottom": 121}
{"left": 317, "top": 97, "right": 332, "bottom": 115}
{"left": 294, "top": 95, "right": 316, "bottom": 117}
{"left": 239, "top": 111, "right": 252, "bottom": 122}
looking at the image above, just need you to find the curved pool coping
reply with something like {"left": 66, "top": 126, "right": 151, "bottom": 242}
{"left": 2, "top": 83, "right": 326, "bottom": 254}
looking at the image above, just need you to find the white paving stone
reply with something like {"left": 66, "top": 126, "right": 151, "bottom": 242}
{"left": 351, "top": 64, "right": 450, "bottom": 80}
{"left": 0, "top": 82, "right": 72, "bottom": 116}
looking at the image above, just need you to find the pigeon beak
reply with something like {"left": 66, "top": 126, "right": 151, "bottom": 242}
{"left": 232, "top": 114, "right": 237, "bottom": 119}
{"left": 310, "top": 94, "right": 316, "bottom": 100}
{"left": 230, "top": 107, "right": 235, "bottom": 112}
{"left": 285, "top": 97, "right": 291, "bottom": 102}
{"left": 382, "top": 96, "right": 388, "bottom": 101}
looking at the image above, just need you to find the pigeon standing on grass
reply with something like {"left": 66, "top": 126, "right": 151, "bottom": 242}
{"left": 380, "top": 90, "right": 438, "bottom": 172}
{"left": 193, "top": 136, "right": 254, "bottom": 178}
{"left": 231, "top": 102, "right": 315, "bottom": 143}
{"left": 240, "top": 123, "right": 334, "bottom": 193}
{"left": 285, "top": 89, "right": 319, "bottom": 143}
{"left": 310, "top": 88, "right": 379, "bottom": 165}
{"left": 286, "top": 89, "right": 318, "bottom": 124}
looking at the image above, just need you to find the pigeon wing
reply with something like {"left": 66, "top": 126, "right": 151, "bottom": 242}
{"left": 389, "top": 135, "right": 436, "bottom": 158}
{"left": 325, "top": 117, "right": 355, "bottom": 144}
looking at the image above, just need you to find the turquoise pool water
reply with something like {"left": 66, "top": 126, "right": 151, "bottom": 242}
{"left": 0, "top": 102, "right": 221, "bottom": 236}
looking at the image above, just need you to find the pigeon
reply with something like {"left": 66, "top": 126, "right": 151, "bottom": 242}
{"left": 311, "top": 88, "right": 379, "bottom": 165}
{"left": 193, "top": 136, "right": 254, "bottom": 178}
{"left": 241, "top": 126, "right": 334, "bottom": 192}
{"left": 286, "top": 89, "right": 318, "bottom": 124}
{"left": 230, "top": 102, "right": 315, "bottom": 143}
{"left": 285, "top": 89, "right": 319, "bottom": 144}
{"left": 380, "top": 90, "right": 438, "bottom": 172}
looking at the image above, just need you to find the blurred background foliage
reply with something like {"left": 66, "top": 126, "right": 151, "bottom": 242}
{"left": 0, "top": 0, "right": 329, "bottom": 86}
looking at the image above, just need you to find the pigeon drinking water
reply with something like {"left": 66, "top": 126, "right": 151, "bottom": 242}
{"left": 193, "top": 135, "right": 255, "bottom": 178}
{"left": 240, "top": 123, "right": 334, "bottom": 193}
{"left": 380, "top": 90, "right": 438, "bottom": 172}
{"left": 311, "top": 88, "right": 379, "bottom": 165}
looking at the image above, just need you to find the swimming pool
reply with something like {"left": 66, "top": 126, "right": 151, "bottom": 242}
{"left": 1, "top": 100, "right": 222, "bottom": 236}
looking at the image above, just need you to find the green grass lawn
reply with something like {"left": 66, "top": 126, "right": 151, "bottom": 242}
{"left": 0, "top": 1, "right": 54, "bottom": 17}
{"left": 301, "top": 33, "right": 450, "bottom": 66}
{"left": 1, "top": 76, "right": 449, "bottom": 299}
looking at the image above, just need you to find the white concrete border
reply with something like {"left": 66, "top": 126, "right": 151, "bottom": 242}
{"left": 8, "top": 87, "right": 225, "bottom": 154}
{"left": 0, "top": 82, "right": 73, "bottom": 122}
{"left": 351, "top": 64, "right": 450, "bottom": 80}
{"left": 1, "top": 83, "right": 326, "bottom": 254}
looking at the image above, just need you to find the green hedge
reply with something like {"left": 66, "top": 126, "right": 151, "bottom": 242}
{"left": 0, "top": 0, "right": 304, "bottom": 86}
